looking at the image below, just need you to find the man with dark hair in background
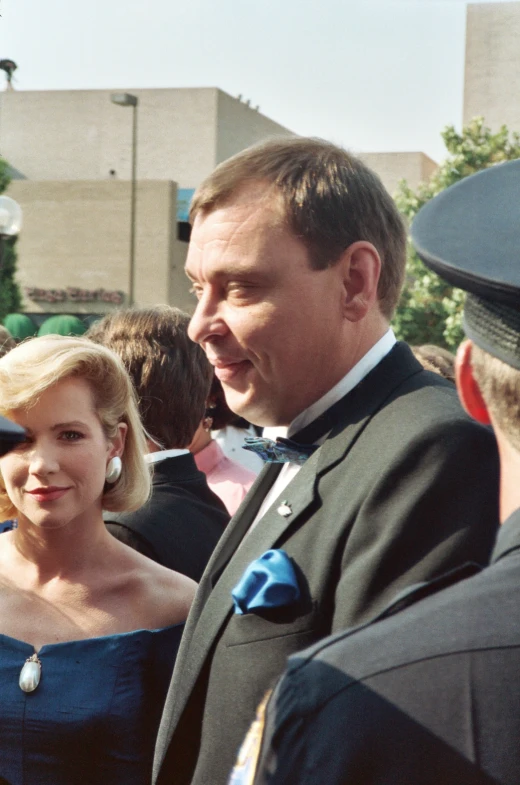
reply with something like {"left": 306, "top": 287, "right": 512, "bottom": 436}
{"left": 88, "top": 306, "right": 229, "bottom": 582}
{"left": 153, "top": 138, "right": 500, "bottom": 785}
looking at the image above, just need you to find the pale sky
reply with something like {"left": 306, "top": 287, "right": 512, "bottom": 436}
{"left": 1, "top": 0, "right": 511, "bottom": 163}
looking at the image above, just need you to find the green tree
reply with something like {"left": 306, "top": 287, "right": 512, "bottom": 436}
{"left": 0, "top": 157, "right": 22, "bottom": 320}
{"left": 0, "top": 158, "right": 10, "bottom": 194}
{"left": 392, "top": 117, "right": 520, "bottom": 350}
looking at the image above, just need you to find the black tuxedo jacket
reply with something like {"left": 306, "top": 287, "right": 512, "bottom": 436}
{"left": 153, "top": 343, "right": 500, "bottom": 784}
{"left": 253, "top": 513, "right": 520, "bottom": 785}
{"left": 105, "top": 453, "right": 229, "bottom": 582}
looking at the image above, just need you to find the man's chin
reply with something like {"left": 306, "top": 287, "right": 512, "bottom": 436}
{"left": 221, "top": 388, "right": 286, "bottom": 429}
{"left": 220, "top": 385, "right": 258, "bottom": 425}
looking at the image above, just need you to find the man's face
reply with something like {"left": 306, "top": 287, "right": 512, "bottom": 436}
{"left": 186, "top": 185, "right": 352, "bottom": 426}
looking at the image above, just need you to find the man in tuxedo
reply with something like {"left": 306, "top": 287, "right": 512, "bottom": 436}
{"left": 89, "top": 306, "right": 229, "bottom": 581}
{"left": 153, "top": 138, "right": 500, "bottom": 784}
{"left": 242, "top": 158, "right": 520, "bottom": 785}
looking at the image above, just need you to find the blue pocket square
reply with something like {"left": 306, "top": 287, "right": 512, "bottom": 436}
{"left": 232, "top": 549, "right": 300, "bottom": 615}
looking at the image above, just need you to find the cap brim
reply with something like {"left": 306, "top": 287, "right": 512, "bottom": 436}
{"left": 411, "top": 159, "right": 520, "bottom": 307}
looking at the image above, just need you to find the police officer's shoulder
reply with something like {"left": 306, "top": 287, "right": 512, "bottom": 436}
{"left": 277, "top": 561, "right": 501, "bottom": 719}
{"left": 288, "top": 562, "right": 480, "bottom": 671}
{"left": 231, "top": 564, "right": 495, "bottom": 785}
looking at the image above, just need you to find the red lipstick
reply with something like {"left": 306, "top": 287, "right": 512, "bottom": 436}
{"left": 27, "top": 487, "right": 70, "bottom": 502}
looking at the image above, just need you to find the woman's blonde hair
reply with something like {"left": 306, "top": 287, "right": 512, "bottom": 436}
{"left": 0, "top": 335, "right": 151, "bottom": 520}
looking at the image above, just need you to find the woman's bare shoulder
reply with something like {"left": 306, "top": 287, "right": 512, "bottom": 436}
{"left": 121, "top": 547, "right": 197, "bottom": 628}
{"left": 151, "top": 563, "right": 197, "bottom": 624}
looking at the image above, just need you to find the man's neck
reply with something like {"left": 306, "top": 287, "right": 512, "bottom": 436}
{"left": 283, "top": 328, "right": 396, "bottom": 438}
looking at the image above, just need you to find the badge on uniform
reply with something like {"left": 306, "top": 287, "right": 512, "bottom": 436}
{"left": 229, "top": 691, "right": 271, "bottom": 785}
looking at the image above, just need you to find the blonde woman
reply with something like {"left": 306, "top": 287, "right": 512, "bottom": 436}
{"left": 0, "top": 336, "right": 195, "bottom": 784}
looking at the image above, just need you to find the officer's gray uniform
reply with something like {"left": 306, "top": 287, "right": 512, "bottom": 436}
{"left": 250, "top": 518, "right": 520, "bottom": 784}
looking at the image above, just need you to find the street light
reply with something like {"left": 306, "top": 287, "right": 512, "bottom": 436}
{"left": 110, "top": 92, "right": 138, "bottom": 306}
{"left": 0, "top": 195, "right": 23, "bottom": 271}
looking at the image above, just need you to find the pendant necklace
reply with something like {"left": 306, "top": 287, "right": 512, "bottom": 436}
{"left": 19, "top": 652, "right": 42, "bottom": 693}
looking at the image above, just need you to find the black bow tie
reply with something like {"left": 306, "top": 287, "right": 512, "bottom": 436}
{"left": 242, "top": 437, "right": 318, "bottom": 465}
{"left": 242, "top": 377, "right": 373, "bottom": 465}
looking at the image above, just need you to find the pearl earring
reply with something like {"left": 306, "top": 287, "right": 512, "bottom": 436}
{"left": 105, "top": 456, "right": 122, "bottom": 484}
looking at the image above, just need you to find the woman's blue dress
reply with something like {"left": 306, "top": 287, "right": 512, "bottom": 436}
{"left": 0, "top": 624, "right": 183, "bottom": 784}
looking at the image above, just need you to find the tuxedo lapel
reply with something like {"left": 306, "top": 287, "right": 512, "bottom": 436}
{"left": 206, "top": 462, "right": 283, "bottom": 590}
{"left": 317, "top": 342, "right": 423, "bottom": 472}
{"left": 170, "top": 449, "right": 321, "bottom": 712}
{"left": 165, "top": 461, "right": 283, "bottom": 696}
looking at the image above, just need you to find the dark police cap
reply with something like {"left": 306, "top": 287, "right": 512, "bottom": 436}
{"left": 0, "top": 416, "right": 25, "bottom": 457}
{"left": 411, "top": 159, "right": 520, "bottom": 369}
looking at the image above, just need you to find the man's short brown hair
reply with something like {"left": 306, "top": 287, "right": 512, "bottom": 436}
{"left": 190, "top": 137, "right": 407, "bottom": 319}
{"left": 471, "top": 343, "right": 520, "bottom": 452}
{"left": 88, "top": 306, "right": 213, "bottom": 449}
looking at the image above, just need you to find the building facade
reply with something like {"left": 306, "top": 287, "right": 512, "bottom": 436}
{"left": 0, "top": 87, "right": 293, "bottom": 186}
{"left": 7, "top": 179, "right": 193, "bottom": 319}
{"left": 1, "top": 86, "right": 442, "bottom": 325}
{"left": 359, "top": 152, "right": 437, "bottom": 198}
{"left": 0, "top": 87, "right": 295, "bottom": 322}
{"left": 464, "top": 2, "right": 520, "bottom": 131}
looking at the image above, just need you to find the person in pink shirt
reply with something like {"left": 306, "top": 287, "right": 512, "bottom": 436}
{"left": 190, "top": 417, "right": 255, "bottom": 516}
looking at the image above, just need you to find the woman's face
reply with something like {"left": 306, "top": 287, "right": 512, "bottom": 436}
{"left": 0, "top": 376, "right": 125, "bottom": 531}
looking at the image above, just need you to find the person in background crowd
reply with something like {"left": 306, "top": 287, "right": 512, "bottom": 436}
{"left": 238, "top": 158, "right": 520, "bottom": 785}
{"left": 153, "top": 137, "right": 500, "bottom": 785}
{"left": 210, "top": 377, "right": 264, "bottom": 475}
{"left": 88, "top": 306, "right": 229, "bottom": 582}
{"left": 190, "top": 377, "right": 257, "bottom": 515}
{"left": 412, "top": 343, "right": 456, "bottom": 383}
{"left": 0, "top": 335, "right": 195, "bottom": 784}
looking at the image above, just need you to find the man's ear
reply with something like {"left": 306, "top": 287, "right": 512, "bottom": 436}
{"left": 455, "top": 340, "right": 491, "bottom": 425}
{"left": 339, "top": 241, "right": 381, "bottom": 322}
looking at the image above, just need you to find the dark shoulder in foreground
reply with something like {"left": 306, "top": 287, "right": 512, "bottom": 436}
{"left": 253, "top": 532, "right": 520, "bottom": 785}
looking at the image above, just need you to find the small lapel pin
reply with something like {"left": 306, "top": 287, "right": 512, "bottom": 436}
{"left": 277, "top": 500, "right": 292, "bottom": 518}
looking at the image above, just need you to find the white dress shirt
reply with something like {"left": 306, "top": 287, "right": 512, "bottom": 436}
{"left": 250, "top": 329, "right": 397, "bottom": 529}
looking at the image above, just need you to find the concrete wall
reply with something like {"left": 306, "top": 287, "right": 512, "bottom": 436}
{"left": 0, "top": 88, "right": 219, "bottom": 187}
{"left": 0, "top": 87, "right": 293, "bottom": 188}
{"left": 464, "top": 2, "right": 520, "bottom": 131}
{"left": 215, "top": 90, "right": 294, "bottom": 165}
{"left": 359, "top": 151, "right": 438, "bottom": 196}
{"left": 7, "top": 179, "right": 188, "bottom": 313}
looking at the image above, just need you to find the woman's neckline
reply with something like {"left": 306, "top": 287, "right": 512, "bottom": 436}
{"left": 0, "top": 622, "right": 184, "bottom": 655}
